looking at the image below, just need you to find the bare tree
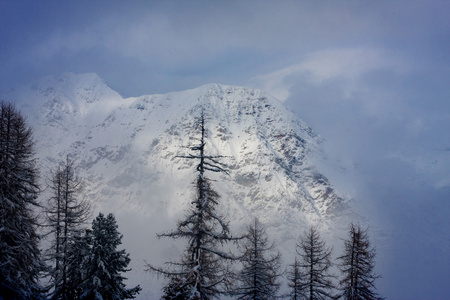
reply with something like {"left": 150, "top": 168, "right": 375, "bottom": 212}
{"left": 338, "top": 224, "right": 383, "bottom": 300}
{"left": 232, "top": 218, "right": 281, "bottom": 300}
{"left": 147, "top": 110, "right": 238, "bottom": 299}
{"left": 0, "top": 101, "right": 44, "bottom": 299}
{"left": 286, "top": 257, "right": 304, "bottom": 300}
{"left": 296, "top": 226, "right": 337, "bottom": 300}
{"left": 45, "top": 155, "right": 91, "bottom": 299}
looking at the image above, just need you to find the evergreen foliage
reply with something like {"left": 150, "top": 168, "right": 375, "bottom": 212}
{"left": 81, "top": 212, "right": 141, "bottom": 299}
{"left": 232, "top": 218, "right": 281, "bottom": 300}
{"left": 66, "top": 229, "right": 92, "bottom": 299}
{"left": 295, "top": 226, "right": 337, "bottom": 300}
{"left": 338, "top": 224, "right": 383, "bottom": 300}
{"left": 0, "top": 102, "right": 44, "bottom": 299}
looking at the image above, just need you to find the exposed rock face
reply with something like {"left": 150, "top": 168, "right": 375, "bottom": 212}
{"left": 4, "top": 72, "right": 352, "bottom": 297}
{"left": 9, "top": 72, "right": 352, "bottom": 230}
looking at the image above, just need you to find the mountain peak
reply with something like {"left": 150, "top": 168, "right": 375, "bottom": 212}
{"left": 4, "top": 74, "right": 353, "bottom": 297}
{"left": 34, "top": 72, "right": 121, "bottom": 104}
{"left": 8, "top": 73, "right": 351, "bottom": 222}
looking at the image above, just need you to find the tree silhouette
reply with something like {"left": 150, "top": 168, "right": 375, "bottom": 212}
{"left": 81, "top": 213, "right": 141, "bottom": 299}
{"left": 232, "top": 218, "right": 281, "bottom": 300}
{"left": 338, "top": 223, "right": 383, "bottom": 300}
{"left": 45, "top": 156, "right": 91, "bottom": 299}
{"left": 147, "top": 109, "right": 238, "bottom": 299}
{"left": 286, "top": 257, "right": 304, "bottom": 300}
{"left": 295, "top": 226, "right": 337, "bottom": 300}
{"left": 0, "top": 102, "right": 44, "bottom": 299}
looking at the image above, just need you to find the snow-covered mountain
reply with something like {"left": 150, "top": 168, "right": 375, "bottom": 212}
{"left": 3, "top": 72, "right": 354, "bottom": 297}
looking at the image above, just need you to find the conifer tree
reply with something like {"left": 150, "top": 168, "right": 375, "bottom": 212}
{"left": 296, "top": 226, "right": 337, "bottom": 300}
{"left": 0, "top": 102, "right": 44, "bottom": 299}
{"left": 81, "top": 212, "right": 141, "bottom": 299}
{"left": 232, "top": 218, "right": 281, "bottom": 300}
{"left": 286, "top": 257, "right": 304, "bottom": 300}
{"left": 66, "top": 228, "right": 92, "bottom": 299}
{"left": 45, "top": 156, "right": 90, "bottom": 299}
{"left": 147, "top": 110, "right": 238, "bottom": 299}
{"left": 45, "top": 166, "right": 64, "bottom": 298}
{"left": 338, "top": 224, "right": 383, "bottom": 300}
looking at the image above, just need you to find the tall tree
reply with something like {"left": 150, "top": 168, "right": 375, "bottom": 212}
{"left": 147, "top": 110, "right": 238, "bottom": 299}
{"left": 45, "top": 165, "right": 64, "bottom": 297}
{"left": 0, "top": 102, "right": 44, "bottom": 299}
{"left": 296, "top": 226, "right": 337, "bottom": 300}
{"left": 338, "top": 224, "right": 383, "bottom": 300}
{"left": 81, "top": 212, "right": 141, "bottom": 299}
{"left": 45, "top": 156, "right": 91, "bottom": 299}
{"left": 232, "top": 218, "right": 281, "bottom": 300}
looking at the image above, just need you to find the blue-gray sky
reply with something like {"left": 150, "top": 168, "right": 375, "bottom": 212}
{"left": 1, "top": 1, "right": 449, "bottom": 298}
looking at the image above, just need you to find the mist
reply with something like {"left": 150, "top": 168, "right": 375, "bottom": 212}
{"left": 1, "top": 1, "right": 449, "bottom": 298}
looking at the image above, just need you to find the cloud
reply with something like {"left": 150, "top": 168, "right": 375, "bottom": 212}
{"left": 31, "top": 30, "right": 98, "bottom": 62}
{"left": 253, "top": 47, "right": 410, "bottom": 102}
{"left": 1, "top": 1, "right": 450, "bottom": 297}
{"left": 3, "top": 0, "right": 449, "bottom": 99}
{"left": 0, "top": 1, "right": 416, "bottom": 94}
{"left": 300, "top": 48, "right": 409, "bottom": 81}
{"left": 252, "top": 46, "right": 450, "bottom": 202}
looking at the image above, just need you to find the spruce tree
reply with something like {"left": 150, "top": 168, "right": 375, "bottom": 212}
{"left": 295, "top": 226, "right": 337, "bottom": 300}
{"left": 0, "top": 102, "right": 44, "bottom": 299}
{"left": 81, "top": 213, "right": 141, "bottom": 299}
{"left": 232, "top": 218, "right": 281, "bottom": 300}
{"left": 147, "top": 110, "right": 238, "bottom": 299}
{"left": 338, "top": 224, "right": 383, "bottom": 300}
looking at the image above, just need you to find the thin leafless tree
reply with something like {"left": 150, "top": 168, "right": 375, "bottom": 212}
{"left": 295, "top": 226, "right": 337, "bottom": 300}
{"left": 147, "top": 109, "right": 239, "bottom": 299}
{"left": 338, "top": 224, "right": 383, "bottom": 300}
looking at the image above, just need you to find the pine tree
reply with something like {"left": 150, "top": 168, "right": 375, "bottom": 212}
{"left": 296, "top": 226, "right": 337, "bottom": 300}
{"left": 232, "top": 218, "right": 281, "bottom": 300}
{"left": 81, "top": 213, "right": 141, "bottom": 299}
{"left": 0, "top": 102, "right": 44, "bottom": 299}
{"left": 147, "top": 110, "right": 238, "bottom": 299}
{"left": 45, "top": 156, "right": 91, "bottom": 299}
{"left": 338, "top": 224, "right": 383, "bottom": 300}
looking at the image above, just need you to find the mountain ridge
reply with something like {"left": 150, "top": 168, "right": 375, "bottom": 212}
{"left": 3, "top": 72, "right": 354, "bottom": 298}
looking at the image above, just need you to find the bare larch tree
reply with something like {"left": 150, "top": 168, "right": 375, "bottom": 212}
{"left": 286, "top": 257, "right": 304, "bottom": 300}
{"left": 148, "top": 109, "right": 238, "bottom": 300}
{"left": 338, "top": 223, "right": 383, "bottom": 300}
{"left": 45, "top": 155, "right": 91, "bottom": 299}
{"left": 295, "top": 226, "right": 337, "bottom": 300}
{"left": 232, "top": 218, "right": 281, "bottom": 300}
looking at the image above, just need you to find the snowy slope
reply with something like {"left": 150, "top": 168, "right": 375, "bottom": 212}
{"left": 4, "top": 72, "right": 354, "bottom": 297}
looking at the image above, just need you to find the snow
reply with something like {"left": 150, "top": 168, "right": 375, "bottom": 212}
{"left": 3, "top": 72, "right": 358, "bottom": 298}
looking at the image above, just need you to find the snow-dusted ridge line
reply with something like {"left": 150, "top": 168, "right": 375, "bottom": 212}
{"left": 3, "top": 71, "right": 352, "bottom": 229}
{"left": 2, "top": 72, "right": 353, "bottom": 298}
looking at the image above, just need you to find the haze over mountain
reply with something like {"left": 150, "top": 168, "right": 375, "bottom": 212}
{"left": 2, "top": 72, "right": 449, "bottom": 299}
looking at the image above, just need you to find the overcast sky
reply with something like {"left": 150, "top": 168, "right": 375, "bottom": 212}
{"left": 1, "top": 1, "right": 449, "bottom": 298}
